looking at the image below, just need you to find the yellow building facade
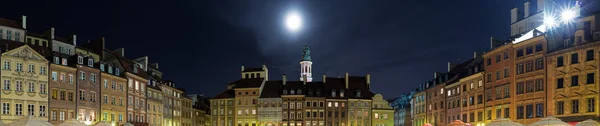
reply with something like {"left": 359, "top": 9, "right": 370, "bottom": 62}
{"left": 0, "top": 45, "right": 49, "bottom": 123}
{"left": 147, "top": 84, "right": 164, "bottom": 126}
{"left": 371, "top": 94, "right": 393, "bottom": 126}
{"left": 100, "top": 69, "right": 128, "bottom": 126}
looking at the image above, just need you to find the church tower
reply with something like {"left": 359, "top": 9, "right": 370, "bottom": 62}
{"left": 300, "top": 44, "right": 313, "bottom": 82}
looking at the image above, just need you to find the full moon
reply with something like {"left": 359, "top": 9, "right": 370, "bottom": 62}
{"left": 285, "top": 11, "right": 302, "bottom": 32}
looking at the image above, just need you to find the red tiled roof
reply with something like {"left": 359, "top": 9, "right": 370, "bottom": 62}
{"left": 0, "top": 18, "right": 23, "bottom": 29}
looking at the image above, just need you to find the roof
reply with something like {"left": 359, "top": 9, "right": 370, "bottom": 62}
{"left": 228, "top": 78, "right": 264, "bottom": 88}
{"left": 259, "top": 81, "right": 283, "bottom": 98}
{"left": 104, "top": 49, "right": 149, "bottom": 79}
{"left": 26, "top": 32, "right": 46, "bottom": 39}
{"left": 212, "top": 90, "right": 234, "bottom": 99}
{"left": 242, "top": 67, "right": 263, "bottom": 72}
{"left": 0, "top": 18, "right": 23, "bottom": 29}
{"left": 0, "top": 39, "right": 51, "bottom": 56}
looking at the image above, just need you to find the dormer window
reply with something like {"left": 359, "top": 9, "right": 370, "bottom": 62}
{"left": 133, "top": 66, "right": 138, "bottom": 73}
{"left": 61, "top": 58, "right": 67, "bottom": 66}
{"left": 340, "top": 89, "right": 345, "bottom": 97}
{"left": 297, "top": 90, "right": 302, "bottom": 95}
{"left": 290, "top": 90, "right": 295, "bottom": 95}
{"left": 77, "top": 56, "right": 83, "bottom": 64}
{"left": 331, "top": 89, "right": 337, "bottom": 97}
{"left": 308, "top": 90, "right": 313, "bottom": 96}
{"left": 108, "top": 65, "right": 113, "bottom": 74}
{"left": 53, "top": 57, "right": 60, "bottom": 64}
{"left": 100, "top": 64, "right": 105, "bottom": 72}
{"left": 283, "top": 90, "right": 288, "bottom": 95}
{"left": 88, "top": 59, "right": 93, "bottom": 67}
{"left": 356, "top": 90, "right": 362, "bottom": 97}
{"left": 115, "top": 69, "right": 120, "bottom": 76}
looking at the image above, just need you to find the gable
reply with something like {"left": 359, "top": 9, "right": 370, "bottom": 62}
{"left": 585, "top": 65, "right": 597, "bottom": 71}
{"left": 554, "top": 70, "right": 566, "bottom": 76}
{"left": 2, "top": 45, "right": 47, "bottom": 62}
{"left": 568, "top": 67, "right": 581, "bottom": 74}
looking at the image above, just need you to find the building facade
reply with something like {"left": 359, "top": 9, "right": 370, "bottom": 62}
{"left": 99, "top": 63, "right": 128, "bottom": 126}
{"left": 482, "top": 42, "right": 514, "bottom": 123}
{"left": 372, "top": 94, "right": 393, "bottom": 126}
{"left": 0, "top": 44, "right": 49, "bottom": 123}
{"left": 389, "top": 93, "right": 413, "bottom": 126}
{"left": 147, "top": 82, "right": 164, "bottom": 126}
{"left": 48, "top": 53, "right": 77, "bottom": 125}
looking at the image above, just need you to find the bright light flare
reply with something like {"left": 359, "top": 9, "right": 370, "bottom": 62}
{"left": 561, "top": 9, "right": 575, "bottom": 23}
{"left": 543, "top": 15, "right": 557, "bottom": 28}
{"left": 285, "top": 11, "right": 302, "bottom": 32}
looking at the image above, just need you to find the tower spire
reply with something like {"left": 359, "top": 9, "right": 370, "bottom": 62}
{"left": 300, "top": 44, "right": 313, "bottom": 82}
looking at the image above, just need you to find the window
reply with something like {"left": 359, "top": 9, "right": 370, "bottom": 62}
{"left": 40, "top": 84, "right": 46, "bottom": 94}
{"left": 572, "top": 53, "right": 579, "bottom": 64}
{"left": 535, "top": 58, "right": 543, "bottom": 70}
{"left": 486, "top": 58, "right": 491, "bottom": 66}
{"left": 16, "top": 81, "right": 22, "bottom": 91}
{"left": 78, "top": 56, "right": 83, "bottom": 64}
{"left": 496, "top": 109, "right": 501, "bottom": 119}
{"left": 60, "top": 111, "right": 65, "bottom": 121}
{"left": 26, "top": 82, "right": 34, "bottom": 92}
{"left": 486, "top": 73, "right": 492, "bottom": 82}
{"left": 557, "top": 56, "right": 564, "bottom": 67}
{"left": 526, "top": 47, "right": 533, "bottom": 55}
{"left": 504, "top": 108, "right": 510, "bottom": 118}
{"left": 517, "top": 49, "right": 524, "bottom": 57}
{"left": 60, "top": 73, "right": 64, "bottom": 82}
{"left": 572, "top": 75, "right": 579, "bottom": 86}
{"left": 80, "top": 72, "right": 86, "bottom": 80}
{"left": 3, "top": 80, "right": 9, "bottom": 90}
{"left": 495, "top": 71, "right": 500, "bottom": 80}
{"left": 504, "top": 68, "right": 509, "bottom": 78}
{"left": 52, "top": 72, "right": 57, "bottom": 81}
{"left": 28, "top": 64, "right": 34, "bottom": 73}
{"left": 587, "top": 50, "right": 594, "bottom": 61}
{"left": 535, "top": 79, "right": 543, "bottom": 91}
{"left": 557, "top": 78, "right": 564, "bottom": 89}
{"left": 495, "top": 88, "right": 502, "bottom": 100}
{"left": 477, "top": 95, "right": 482, "bottom": 104}
{"left": 485, "top": 91, "right": 491, "bottom": 101}
{"left": 3, "top": 61, "right": 9, "bottom": 70}
{"left": 40, "top": 105, "right": 46, "bottom": 116}
{"left": 40, "top": 66, "right": 46, "bottom": 74}
{"left": 588, "top": 98, "right": 595, "bottom": 112}
{"left": 535, "top": 43, "right": 543, "bottom": 52}
{"left": 16, "top": 104, "right": 22, "bottom": 115}
{"left": 79, "top": 90, "right": 86, "bottom": 100}
{"left": 572, "top": 100, "right": 579, "bottom": 113}
{"left": 526, "top": 81, "right": 533, "bottom": 93}
{"left": 91, "top": 74, "right": 96, "bottom": 83}
{"left": 68, "top": 74, "right": 73, "bottom": 84}
{"left": 495, "top": 55, "right": 501, "bottom": 63}
{"left": 587, "top": 73, "right": 595, "bottom": 84}
{"left": 504, "top": 52, "right": 509, "bottom": 59}
{"left": 15, "top": 62, "right": 22, "bottom": 71}
{"left": 517, "top": 82, "right": 524, "bottom": 94}
{"left": 526, "top": 61, "right": 533, "bottom": 72}
{"left": 517, "top": 106, "right": 524, "bottom": 119}
{"left": 2, "top": 103, "right": 9, "bottom": 114}
{"left": 536, "top": 103, "right": 543, "bottom": 117}
{"left": 504, "top": 87, "right": 510, "bottom": 98}
{"left": 517, "top": 63, "right": 524, "bottom": 74}
{"left": 88, "top": 59, "right": 94, "bottom": 67}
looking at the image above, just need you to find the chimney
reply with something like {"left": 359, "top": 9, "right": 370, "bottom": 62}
{"left": 51, "top": 27, "right": 55, "bottom": 40}
{"left": 473, "top": 52, "right": 480, "bottom": 58}
{"left": 323, "top": 74, "right": 327, "bottom": 83}
{"left": 282, "top": 74, "right": 287, "bottom": 85}
{"left": 72, "top": 34, "right": 77, "bottom": 46}
{"left": 241, "top": 66, "right": 245, "bottom": 71}
{"left": 434, "top": 72, "right": 440, "bottom": 78}
{"left": 345, "top": 73, "right": 349, "bottom": 89}
{"left": 511, "top": 8, "right": 518, "bottom": 24}
{"left": 114, "top": 48, "right": 125, "bottom": 57}
{"left": 262, "top": 65, "right": 267, "bottom": 70}
{"left": 448, "top": 62, "right": 457, "bottom": 72}
{"left": 21, "top": 15, "right": 26, "bottom": 29}
{"left": 366, "top": 74, "right": 371, "bottom": 89}
{"left": 524, "top": 2, "right": 530, "bottom": 18}
{"left": 537, "top": 0, "right": 545, "bottom": 12}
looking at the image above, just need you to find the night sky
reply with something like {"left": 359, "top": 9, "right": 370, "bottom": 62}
{"left": 2, "top": 0, "right": 522, "bottom": 99}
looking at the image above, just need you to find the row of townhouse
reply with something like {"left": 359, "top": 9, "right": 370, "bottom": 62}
{"left": 0, "top": 15, "right": 210, "bottom": 126}
{"left": 408, "top": 0, "right": 600, "bottom": 126}
{"left": 210, "top": 45, "right": 394, "bottom": 126}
